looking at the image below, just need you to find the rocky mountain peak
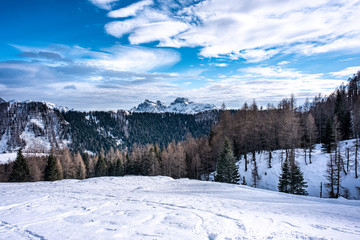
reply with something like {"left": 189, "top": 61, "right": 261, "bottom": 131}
{"left": 131, "top": 98, "right": 218, "bottom": 114}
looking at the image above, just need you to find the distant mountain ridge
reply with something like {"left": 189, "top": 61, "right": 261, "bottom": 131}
{"left": 131, "top": 97, "right": 219, "bottom": 114}
{"left": 0, "top": 98, "right": 219, "bottom": 155}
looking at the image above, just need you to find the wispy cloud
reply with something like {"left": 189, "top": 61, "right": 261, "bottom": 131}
{"left": 213, "top": 63, "right": 228, "bottom": 67}
{"left": 100, "top": 0, "right": 360, "bottom": 62}
{"left": 0, "top": 44, "right": 182, "bottom": 110}
{"left": 179, "top": 66, "right": 345, "bottom": 108}
{"left": 278, "top": 61, "right": 290, "bottom": 66}
{"left": 88, "top": 0, "right": 118, "bottom": 10}
{"left": 64, "top": 85, "right": 77, "bottom": 90}
{"left": 108, "top": 0, "right": 153, "bottom": 18}
{"left": 329, "top": 66, "right": 360, "bottom": 78}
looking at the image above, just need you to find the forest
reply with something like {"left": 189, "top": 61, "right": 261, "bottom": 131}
{"left": 1, "top": 72, "right": 360, "bottom": 198}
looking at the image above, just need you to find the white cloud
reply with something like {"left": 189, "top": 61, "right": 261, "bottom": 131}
{"left": 129, "top": 21, "right": 189, "bottom": 45}
{"left": 101, "top": 0, "right": 360, "bottom": 61}
{"left": 108, "top": 0, "right": 153, "bottom": 18}
{"left": 178, "top": 66, "right": 344, "bottom": 108}
{"left": 89, "top": 0, "right": 118, "bottom": 10}
{"left": 81, "top": 45, "right": 180, "bottom": 72}
{"left": 329, "top": 66, "right": 360, "bottom": 78}
{"left": 105, "top": 8, "right": 171, "bottom": 38}
{"left": 12, "top": 44, "right": 180, "bottom": 72}
{"left": 214, "top": 63, "right": 228, "bottom": 67}
{"left": 105, "top": 18, "right": 147, "bottom": 38}
{"left": 0, "top": 44, "right": 182, "bottom": 111}
{"left": 239, "top": 49, "right": 279, "bottom": 63}
{"left": 278, "top": 61, "right": 290, "bottom": 66}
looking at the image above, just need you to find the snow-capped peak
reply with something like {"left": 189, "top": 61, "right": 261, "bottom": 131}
{"left": 130, "top": 99, "right": 167, "bottom": 113}
{"left": 43, "top": 101, "right": 70, "bottom": 113}
{"left": 131, "top": 98, "right": 219, "bottom": 114}
{"left": 171, "top": 97, "right": 193, "bottom": 106}
{"left": 4, "top": 99, "right": 69, "bottom": 112}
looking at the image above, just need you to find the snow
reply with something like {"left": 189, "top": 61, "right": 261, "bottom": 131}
{"left": 0, "top": 176, "right": 359, "bottom": 240}
{"left": 43, "top": 101, "right": 69, "bottom": 113}
{"left": 20, "top": 127, "right": 51, "bottom": 152}
{"left": 29, "top": 118, "right": 45, "bottom": 130}
{"left": 84, "top": 150, "right": 96, "bottom": 156}
{"left": 237, "top": 139, "right": 360, "bottom": 199}
{"left": 0, "top": 132, "right": 10, "bottom": 153}
{"left": 0, "top": 152, "right": 17, "bottom": 164}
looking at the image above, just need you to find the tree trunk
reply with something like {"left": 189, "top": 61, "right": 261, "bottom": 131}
{"left": 340, "top": 144, "right": 347, "bottom": 175}
{"left": 336, "top": 146, "right": 341, "bottom": 198}
{"left": 346, "top": 148, "right": 350, "bottom": 174}
{"left": 304, "top": 148, "right": 307, "bottom": 165}
{"left": 320, "top": 182, "right": 322, "bottom": 198}
{"left": 268, "top": 149, "right": 272, "bottom": 168}
{"left": 356, "top": 138, "right": 358, "bottom": 178}
{"left": 244, "top": 153, "right": 248, "bottom": 172}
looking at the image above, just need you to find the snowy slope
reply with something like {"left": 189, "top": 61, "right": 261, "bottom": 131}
{"left": 0, "top": 176, "right": 359, "bottom": 240}
{"left": 131, "top": 97, "right": 219, "bottom": 114}
{"left": 237, "top": 139, "right": 360, "bottom": 199}
{"left": 0, "top": 100, "right": 70, "bottom": 154}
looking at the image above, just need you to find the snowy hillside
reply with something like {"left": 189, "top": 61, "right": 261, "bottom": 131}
{"left": 0, "top": 100, "right": 70, "bottom": 154}
{"left": 131, "top": 97, "right": 219, "bottom": 114}
{"left": 237, "top": 139, "right": 360, "bottom": 199}
{"left": 0, "top": 176, "right": 359, "bottom": 240}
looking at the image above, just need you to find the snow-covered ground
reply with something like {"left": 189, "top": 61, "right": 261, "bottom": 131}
{"left": 0, "top": 152, "right": 17, "bottom": 164}
{"left": 238, "top": 139, "right": 360, "bottom": 199}
{"left": 0, "top": 176, "right": 359, "bottom": 240}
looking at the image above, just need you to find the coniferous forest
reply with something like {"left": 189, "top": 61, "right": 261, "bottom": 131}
{"left": 1, "top": 72, "right": 360, "bottom": 198}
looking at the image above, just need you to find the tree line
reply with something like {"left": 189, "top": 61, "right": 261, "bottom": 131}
{"left": 1, "top": 72, "right": 359, "bottom": 198}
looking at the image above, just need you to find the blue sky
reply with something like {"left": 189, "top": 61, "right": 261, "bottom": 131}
{"left": 0, "top": 0, "right": 360, "bottom": 111}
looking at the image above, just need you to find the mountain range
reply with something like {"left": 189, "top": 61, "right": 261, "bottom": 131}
{"left": 130, "top": 97, "right": 219, "bottom": 114}
{"left": 0, "top": 98, "right": 219, "bottom": 155}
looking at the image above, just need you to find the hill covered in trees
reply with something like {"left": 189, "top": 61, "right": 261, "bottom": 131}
{"left": 0, "top": 72, "right": 359, "bottom": 199}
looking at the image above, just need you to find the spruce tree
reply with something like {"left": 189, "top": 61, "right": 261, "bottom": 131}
{"left": 44, "top": 154, "right": 62, "bottom": 181}
{"left": 95, "top": 155, "right": 107, "bottom": 177}
{"left": 278, "top": 160, "right": 290, "bottom": 193}
{"left": 115, "top": 158, "right": 124, "bottom": 176}
{"left": 108, "top": 162, "right": 116, "bottom": 176}
{"left": 215, "top": 138, "right": 240, "bottom": 184}
{"left": 9, "top": 149, "right": 31, "bottom": 182}
{"left": 322, "top": 118, "right": 335, "bottom": 153}
{"left": 289, "top": 164, "right": 308, "bottom": 195}
{"left": 278, "top": 161, "right": 308, "bottom": 195}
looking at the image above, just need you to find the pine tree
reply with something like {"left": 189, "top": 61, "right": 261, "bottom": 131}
{"left": 215, "top": 138, "right": 240, "bottom": 184}
{"left": 289, "top": 164, "right": 308, "bottom": 195}
{"left": 322, "top": 118, "right": 335, "bottom": 153}
{"left": 44, "top": 154, "right": 62, "bottom": 181}
{"left": 95, "top": 155, "right": 107, "bottom": 177}
{"left": 115, "top": 158, "right": 124, "bottom": 176}
{"left": 278, "top": 160, "right": 290, "bottom": 193}
{"left": 9, "top": 149, "right": 31, "bottom": 182}
{"left": 278, "top": 161, "right": 307, "bottom": 195}
{"left": 107, "top": 162, "right": 116, "bottom": 176}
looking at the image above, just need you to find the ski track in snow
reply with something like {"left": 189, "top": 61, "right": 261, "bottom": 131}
{"left": 0, "top": 176, "right": 360, "bottom": 240}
